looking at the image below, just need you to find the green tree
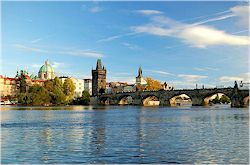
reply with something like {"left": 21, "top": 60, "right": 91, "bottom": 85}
{"left": 17, "top": 93, "right": 32, "bottom": 105}
{"left": 29, "top": 85, "right": 51, "bottom": 105}
{"left": 81, "top": 90, "right": 90, "bottom": 105}
{"left": 53, "top": 77, "right": 63, "bottom": 89}
{"left": 44, "top": 78, "right": 66, "bottom": 105}
{"left": 44, "top": 80, "right": 54, "bottom": 92}
{"left": 220, "top": 95, "right": 231, "bottom": 104}
{"left": 63, "top": 78, "right": 76, "bottom": 103}
{"left": 212, "top": 94, "right": 220, "bottom": 104}
{"left": 51, "top": 86, "right": 66, "bottom": 105}
{"left": 19, "top": 71, "right": 28, "bottom": 93}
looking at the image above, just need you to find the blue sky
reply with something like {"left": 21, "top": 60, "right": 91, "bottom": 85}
{"left": 2, "top": 1, "right": 249, "bottom": 89}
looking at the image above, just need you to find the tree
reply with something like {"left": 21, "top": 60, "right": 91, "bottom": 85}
{"left": 53, "top": 77, "right": 63, "bottom": 89}
{"left": 28, "top": 85, "right": 51, "bottom": 105}
{"left": 220, "top": 95, "right": 231, "bottom": 104}
{"left": 81, "top": 91, "right": 90, "bottom": 105}
{"left": 63, "top": 78, "right": 76, "bottom": 103}
{"left": 145, "top": 77, "right": 163, "bottom": 91}
{"left": 19, "top": 71, "right": 28, "bottom": 93}
{"left": 51, "top": 86, "right": 66, "bottom": 105}
{"left": 44, "top": 80, "right": 54, "bottom": 92}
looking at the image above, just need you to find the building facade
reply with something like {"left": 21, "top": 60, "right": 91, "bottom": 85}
{"left": 84, "top": 79, "right": 92, "bottom": 95}
{"left": 92, "top": 58, "right": 106, "bottom": 96}
{"left": 38, "top": 60, "right": 56, "bottom": 80}
{"left": 0, "top": 71, "right": 45, "bottom": 100}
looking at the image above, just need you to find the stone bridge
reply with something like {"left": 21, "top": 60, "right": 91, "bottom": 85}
{"left": 98, "top": 87, "right": 249, "bottom": 107}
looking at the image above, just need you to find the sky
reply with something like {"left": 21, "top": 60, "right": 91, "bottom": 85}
{"left": 1, "top": 1, "right": 249, "bottom": 89}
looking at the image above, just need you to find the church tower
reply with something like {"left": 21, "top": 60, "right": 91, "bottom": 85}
{"left": 136, "top": 66, "right": 147, "bottom": 85}
{"left": 92, "top": 58, "right": 107, "bottom": 96}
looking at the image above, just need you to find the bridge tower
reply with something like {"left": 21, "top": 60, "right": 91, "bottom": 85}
{"left": 92, "top": 58, "right": 106, "bottom": 96}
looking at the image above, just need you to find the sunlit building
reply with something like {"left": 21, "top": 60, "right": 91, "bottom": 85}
{"left": 84, "top": 79, "right": 92, "bottom": 95}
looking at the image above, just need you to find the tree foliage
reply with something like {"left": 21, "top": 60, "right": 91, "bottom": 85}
{"left": 73, "top": 91, "right": 91, "bottom": 105}
{"left": 19, "top": 71, "right": 28, "bottom": 93}
{"left": 44, "top": 78, "right": 66, "bottom": 105}
{"left": 210, "top": 94, "right": 231, "bottom": 104}
{"left": 17, "top": 77, "right": 74, "bottom": 106}
{"left": 145, "top": 77, "right": 163, "bottom": 91}
{"left": 63, "top": 78, "right": 76, "bottom": 102}
{"left": 28, "top": 85, "right": 51, "bottom": 105}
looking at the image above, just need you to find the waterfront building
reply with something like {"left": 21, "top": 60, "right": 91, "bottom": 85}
{"left": 0, "top": 70, "right": 44, "bottom": 100}
{"left": 38, "top": 60, "right": 56, "bottom": 80}
{"left": 0, "top": 75, "right": 18, "bottom": 99}
{"left": 92, "top": 58, "right": 106, "bottom": 96}
{"left": 136, "top": 66, "right": 147, "bottom": 86}
{"left": 84, "top": 79, "right": 92, "bottom": 95}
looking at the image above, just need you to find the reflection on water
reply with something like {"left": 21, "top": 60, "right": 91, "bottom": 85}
{"left": 1, "top": 106, "right": 249, "bottom": 164}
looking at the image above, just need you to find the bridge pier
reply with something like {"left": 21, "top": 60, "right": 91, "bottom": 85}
{"left": 191, "top": 96, "right": 203, "bottom": 106}
{"left": 159, "top": 98, "right": 170, "bottom": 106}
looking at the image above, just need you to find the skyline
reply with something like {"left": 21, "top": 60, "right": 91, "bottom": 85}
{"left": 2, "top": 1, "right": 249, "bottom": 89}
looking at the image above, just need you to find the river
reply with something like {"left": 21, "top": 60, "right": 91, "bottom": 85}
{"left": 1, "top": 105, "right": 249, "bottom": 164}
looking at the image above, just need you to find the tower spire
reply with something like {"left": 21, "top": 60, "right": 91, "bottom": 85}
{"left": 96, "top": 58, "right": 102, "bottom": 70}
{"left": 138, "top": 65, "right": 142, "bottom": 77}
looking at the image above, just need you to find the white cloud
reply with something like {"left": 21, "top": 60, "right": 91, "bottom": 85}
{"left": 230, "top": 5, "right": 249, "bottom": 27}
{"left": 136, "top": 10, "right": 163, "bottom": 15}
{"left": 132, "top": 5, "right": 250, "bottom": 48}
{"left": 51, "top": 62, "right": 65, "bottom": 69}
{"left": 97, "top": 32, "right": 136, "bottom": 43}
{"left": 219, "top": 72, "right": 250, "bottom": 83}
{"left": 146, "top": 70, "right": 174, "bottom": 76}
{"left": 178, "top": 25, "right": 250, "bottom": 48}
{"left": 13, "top": 44, "right": 104, "bottom": 58}
{"left": 191, "top": 14, "right": 235, "bottom": 26}
{"left": 122, "top": 42, "right": 141, "bottom": 50}
{"left": 108, "top": 76, "right": 135, "bottom": 84}
{"left": 194, "top": 67, "right": 218, "bottom": 71}
{"left": 13, "top": 44, "right": 49, "bottom": 53}
{"left": 89, "top": 6, "right": 103, "bottom": 13}
{"left": 30, "top": 64, "right": 42, "bottom": 68}
{"left": 178, "top": 74, "right": 208, "bottom": 82}
{"left": 60, "top": 50, "right": 103, "bottom": 58}
{"left": 133, "top": 24, "right": 173, "bottom": 36}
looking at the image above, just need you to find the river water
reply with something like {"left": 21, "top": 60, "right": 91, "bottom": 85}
{"left": 1, "top": 105, "right": 249, "bottom": 164}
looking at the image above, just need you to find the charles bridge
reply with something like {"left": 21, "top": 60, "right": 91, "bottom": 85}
{"left": 98, "top": 86, "right": 249, "bottom": 107}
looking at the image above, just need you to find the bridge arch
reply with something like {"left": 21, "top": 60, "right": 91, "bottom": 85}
{"left": 118, "top": 95, "right": 134, "bottom": 105}
{"left": 169, "top": 93, "right": 192, "bottom": 106}
{"left": 99, "top": 96, "right": 111, "bottom": 105}
{"left": 142, "top": 94, "right": 160, "bottom": 106}
{"left": 203, "top": 92, "right": 231, "bottom": 106}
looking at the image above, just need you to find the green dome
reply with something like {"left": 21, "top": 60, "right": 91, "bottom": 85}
{"left": 39, "top": 60, "right": 54, "bottom": 73}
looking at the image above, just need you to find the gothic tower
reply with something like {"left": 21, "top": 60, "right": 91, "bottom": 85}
{"left": 92, "top": 58, "right": 106, "bottom": 96}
